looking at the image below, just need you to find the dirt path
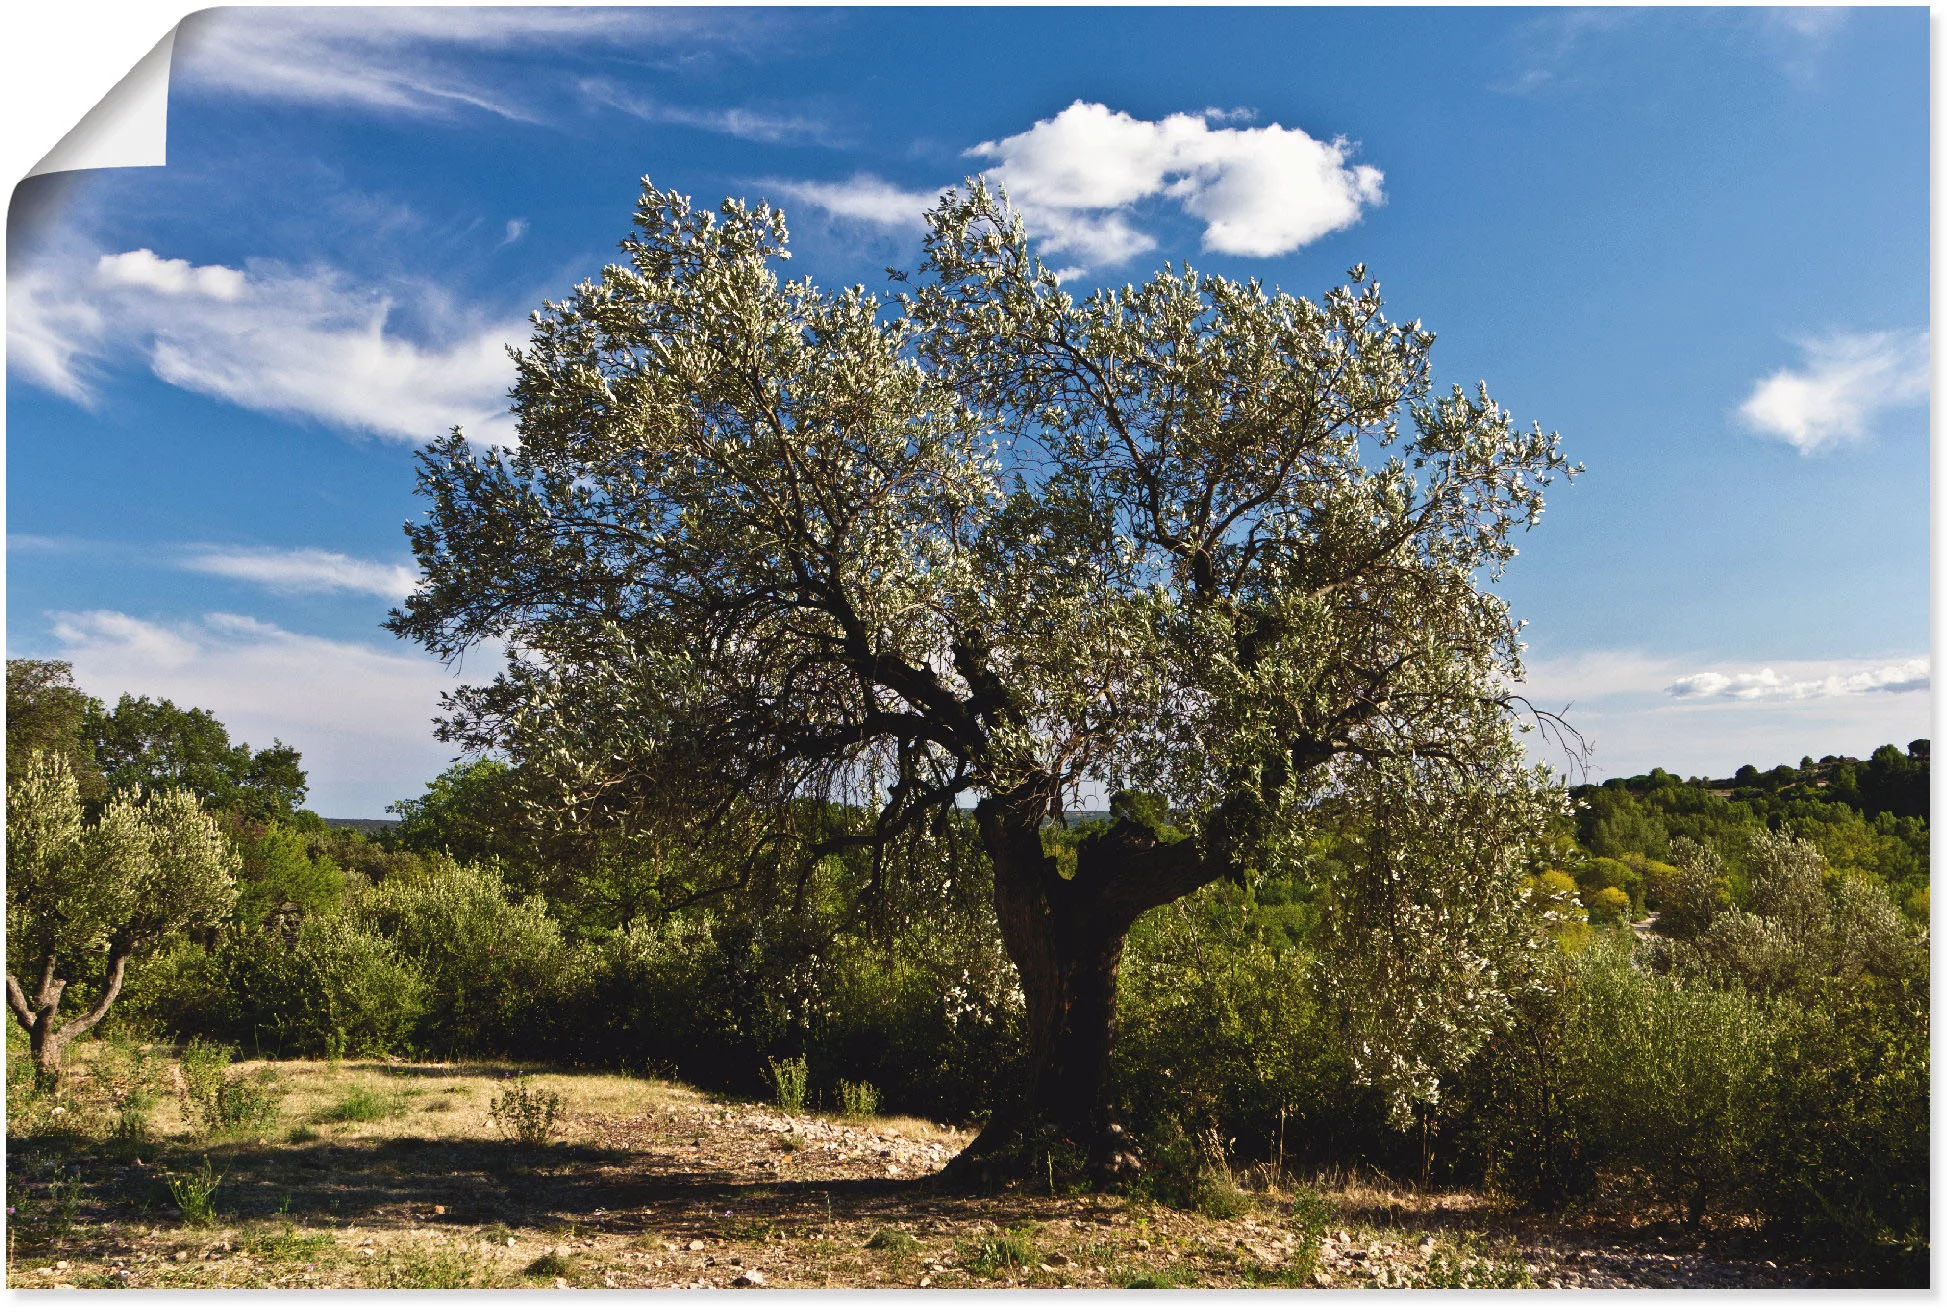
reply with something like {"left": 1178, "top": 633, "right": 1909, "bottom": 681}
{"left": 6, "top": 1055, "right": 1821, "bottom": 1289}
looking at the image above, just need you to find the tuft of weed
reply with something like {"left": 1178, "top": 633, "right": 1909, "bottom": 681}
{"left": 488, "top": 1077, "right": 564, "bottom": 1145}
{"left": 767, "top": 1057, "right": 809, "bottom": 1113}
{"left": 1423, "top": 1235, "right": 1535, "bottom": 1289}
{"left": 962, "top": 1227, "right": 1039, "bottom": 1278}
{"left": 776, "top": 1133, "right": 804, "bottom": 1152}
{"left": 315, "top": 1084, "right": 406, "bottom": 1124}
{"left": 245, "top": 1221, "right": 337, "bottom": 1263}
{"left": 865, "top": 1229, "right": 920, "bottom": 1257}
{"left": 163, "top": 1158, "right": 222, "bottom": 1227}
{"left": 375, "top": 1243, "right": 499, "bottom": 1289}
{"left": 287, "top": 1125, "right": 321, "bottom": 1144}
{"left": 479, "top": 1222, "right": 516, "bottom": 1246}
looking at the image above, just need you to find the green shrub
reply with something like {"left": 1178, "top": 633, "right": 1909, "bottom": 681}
{"left": 488, "top": 1077, "right": 564, "bottom": 1144}
{"left": 131, "top": 917, "right": 423, "bottom": 1058}
{"left": 178, "top": 1039, "right": 281, "bottom": 1138}
{"left": 963, "top": 1227, "right": 1039, "bottom": 1277}
{"left": 767, "top": 1057, "right": 809, "bottom": 1113}
{"left": 836, "top": 1078, "right": 880, "bottom": 1117}
{"left": 354, "top": 861, "right": 578, "bottom": 1056}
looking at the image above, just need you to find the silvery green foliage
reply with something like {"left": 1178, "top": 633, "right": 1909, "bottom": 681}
{"left": 7, "top": 753, "right": 237, "bottom": 979}
{"left": 389, "top": 180, "right": 1575, "bottom": 1103}
{"left": 1683, "top": 828, "right": 1924, "bottom": 996}
{"left": 394, "top": 180, "right": 1571, "bottom": 833}
{"left": 1297, "top": 752, "right": 1563, "bottom": 1122}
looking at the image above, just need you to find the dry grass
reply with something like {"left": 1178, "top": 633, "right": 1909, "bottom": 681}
{"left": 6, "top": 1042, "right": 1819, "bottom": 1290}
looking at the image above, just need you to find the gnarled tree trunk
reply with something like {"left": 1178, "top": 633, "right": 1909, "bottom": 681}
{"left": 6, "top": 945, "right": 134, "bottom": 1085}
{"left": 944, "top": 789, "right": 1226, "bottom": 1185}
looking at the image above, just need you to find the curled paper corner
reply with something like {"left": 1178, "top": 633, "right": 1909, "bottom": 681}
{"left": 26, "top": 25, "right": 179, "bottom": 179}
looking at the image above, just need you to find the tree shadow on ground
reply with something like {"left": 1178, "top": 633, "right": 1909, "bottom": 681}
{"left": 8, "top": 1130, "right": 1114, "bottom": 1242}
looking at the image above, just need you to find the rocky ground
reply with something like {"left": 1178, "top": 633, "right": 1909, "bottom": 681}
{"left": 6, "top": 1054, "right": 1826, "bottom": 1289}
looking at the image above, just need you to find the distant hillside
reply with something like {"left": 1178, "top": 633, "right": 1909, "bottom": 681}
{"left": 322, "top": 817, "right": 401, "bottom": 836}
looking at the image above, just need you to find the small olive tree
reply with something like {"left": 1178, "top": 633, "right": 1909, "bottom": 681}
{"left": 6, "top": 752, "right": 238, "bottom": 1080}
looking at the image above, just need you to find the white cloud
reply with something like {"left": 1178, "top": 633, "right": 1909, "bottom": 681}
{"left": 96, "top": 248, "right": 245, "bottom": 300}
{"left": 966, "top": 101, "right": 1384, "bottom": 265}
{"left": 765, "top": 174, "right": 941, "bottom": 229}
{"left": 43, "top": 610, "right": 492, "bottom": 816}
{"left": 171, "top": 7, "right": 737, "bottom": 122}
{"left": 1737, "top": 330, "right": 1929, "bottom": 453}
{"left": 1514, "top": 648, "right": 1931, "bottom": 783}
{"left": 9, "top": 245, "right": 521, "bottom": 444}
{"left": 180, "top": 547, "right": 420, "bottom": 601}
{"left": 1667, "top": 658, "right": 1929, "bottom": 702}
{"left": 501, "top": 219, "right": 529, "bottom": 247}
{"left": 581, "top": 79, "right": 835, "bottom": 145}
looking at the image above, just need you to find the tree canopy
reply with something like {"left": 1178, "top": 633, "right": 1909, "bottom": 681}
{"left": 389, "top": 180, "right": 1574, "bottom": 1174}
{"left": 85, "top": 694, "right": 309, "bottom": 825}
{"left": 6, "top": 752, "right": 238, "bottom": 1077}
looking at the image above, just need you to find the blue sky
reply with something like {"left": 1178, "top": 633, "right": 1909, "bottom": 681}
{"left": 6, "top": 6, "right": 1931, "bottom": 816}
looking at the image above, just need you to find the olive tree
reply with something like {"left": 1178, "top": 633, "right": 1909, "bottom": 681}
{"left": 6, "top": 752, "right": 238, "bottom": 1079}
{"left": 389, "top": 180, "right": 1573, "bottom": 1175}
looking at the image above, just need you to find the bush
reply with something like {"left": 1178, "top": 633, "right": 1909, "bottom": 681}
{"left": 767, "top": 1057, "right": 809, "bottom": 1113}
{"left": 354, "top": 861, "right": 579, "bottom": 1056}
{"left": 836, "top": 1078, "right": 880, "bottom": 1117}
{"left": 129, "top": 917, "right": 424, "bottom": 1058}
{"left": 178, "top": 1039, "right": 281, "bottom": 1138}
{"left": 488, "top": 1077, "right": 564, "bottom": 1144}
{"left": 1454, "top": 940, "right": 1774, "bottom": 1221}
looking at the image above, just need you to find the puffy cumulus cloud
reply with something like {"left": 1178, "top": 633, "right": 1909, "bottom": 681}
{"left": 1667, "top": 658, "right": 1929, "bottom": 702}
{"left": 1738, "top": 330, "right": 1929, "bottom": 453}
{"left": 764, "top": 174, "right": 942, "bottom": 229}
{"left": 966, "top": 101, "right": 1384, "bottom": 265}
{"left": 95, "top": 248, "right": 246, "bottom": 299}
{"left": 171, "top": 7, "right": 756, "bottom": 123}
{"left": 42, "top": 610, "right": 492, "bottom": 816}
{"left": 8, "top": 244, "right": 522, "bottom": 444}
{"left": 179, "top": 547, "right": 420, "bottom": 601}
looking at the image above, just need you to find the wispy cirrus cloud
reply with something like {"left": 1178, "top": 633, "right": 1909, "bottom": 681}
{"left": 171, "top": 7, "right": 762, "bottom": 123}
{"left": 1737, "top": 330, "right": 1928, "bottom": 454}
{"left": 180, "top": 547, "right": 420, "bottom": 601}
{"left": 763, "top": 174, "right": 942, "bottom": 229}
{"left": 43, "top": 609, "right": 493, "bottom": 816}
{"left": 581, "top": 78, "right": 837, "bottom": 145}
{"left": 9, "top": 243, "right": 522, "bottom": 444}
{"left": 772, "top": 102, "right": 1383, "bottom": 271}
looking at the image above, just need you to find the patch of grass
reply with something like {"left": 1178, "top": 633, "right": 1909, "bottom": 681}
{"left": 963, "top": 1227, "right": 1040, "bottom": 1278}
{"left": 767, "top": 1057, "right": 809, "bottom": 1113}
{"left": 315, "top": 1084, "right": 406, "bottom": 1124}
{"left": 163, "top": 1158, "right": 222, "bottom": 1227}
{"left": 488, "top": 1077, "right": 564, "bottom": 1145}
{"left": 479, "top": 1222, "right": 516, "bottom": 1246}
{"left": 836, "top": 1079, "right": 880, "bottom": 1117}
{"left": 1122, "top": 1265, "right": 1201, "bottom": 1289}
{"left": 287, "top": 1125, "right": 321, "bottom": 1144}
{"left": 375, "top": 1243, "right": 501, "bottom": 1289}
{"left": 865, "top": 1229, "right": 920, "bottom": 1257}
{"left": 245, "top": 1221, "right": 337, "bottom": 1262}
